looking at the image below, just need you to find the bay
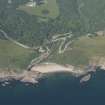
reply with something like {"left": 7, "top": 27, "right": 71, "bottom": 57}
{"left": 0, "top": 71, "right": 105, "bottom": 105}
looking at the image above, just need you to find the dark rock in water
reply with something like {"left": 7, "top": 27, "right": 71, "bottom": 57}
{"left": 1, "top": 83, "right": 6, "bottom": 87}
{"left": 80, "top": 74, "right": 91, "bottom": 83}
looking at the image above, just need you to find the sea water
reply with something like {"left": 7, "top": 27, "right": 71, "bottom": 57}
{"left": 0, "top": 71, "right": 105, "bottom": 105}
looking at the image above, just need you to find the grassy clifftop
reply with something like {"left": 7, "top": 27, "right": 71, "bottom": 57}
{"left": 48, "top": 35, "right": 105, "bottom": 67}
{"left": 0, "top": 39, "right": 36, "bottom": 70}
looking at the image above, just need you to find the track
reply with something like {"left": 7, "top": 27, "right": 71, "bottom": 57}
{"left": 0, "top": 29, "right": 74, "bottom": 69}
{"left": 0, "top": 29, "right": 32, "bottom": 49}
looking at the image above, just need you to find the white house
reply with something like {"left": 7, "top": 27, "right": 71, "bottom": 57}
{"left": 26, "top": 0, "right": 37, "bottom": 7}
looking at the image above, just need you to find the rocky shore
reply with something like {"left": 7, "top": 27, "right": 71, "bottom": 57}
{"left": 0, "top": 63, "right": 84, "bottom": 84}
{"left": 0, "top": 68, "right": 42, "bottom": 84}
{"left": 0, "top": 59, "right": 105, "bottom": 85}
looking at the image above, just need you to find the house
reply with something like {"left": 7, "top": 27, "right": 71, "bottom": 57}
{"left": 26, "top": 0, "right": 47, "bottom": 7}
{"left": 26, "top": 0, "right": 37, "bottom": 7}
{"left": 35, "top": 0, "right": 48, "bottom": 5}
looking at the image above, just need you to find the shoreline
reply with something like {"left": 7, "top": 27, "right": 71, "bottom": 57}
{"left": 0, "top": 62, "right": 98, "bottom": 85}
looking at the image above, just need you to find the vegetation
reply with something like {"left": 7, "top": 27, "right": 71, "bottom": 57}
{"left": 47, "top": 36, "right": 105, "bottom": 66}
{"left": 18, "top": 0, "right": 60, "bottom": 19}
{"left": 0, "top": 0, "right": 105, "bottom": 69}
{"left": 0, "top": 39, "right": 36, "bottom": 69}
{"left": 77, "top": 0, "right": 105, "bottom": 32}
{"left": 0, "top": 0, "right": 85, "bottom": 47}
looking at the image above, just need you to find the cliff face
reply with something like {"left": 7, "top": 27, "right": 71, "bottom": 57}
{"left": 79, "top": 56, "right": 105, "bottom": 83}
{"left": 0, "top": 63, "right": 88, "bottom": 84}
{"left": 0, "top": 68, "right": 42, "bottom": 84}
{"left": 89, "top": 56, "right": 105, "bottom": 70}
{"left": 0, "top": 56, "right": 105, "bottom": 85}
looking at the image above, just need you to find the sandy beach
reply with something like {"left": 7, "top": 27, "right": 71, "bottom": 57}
{"left": 0, "top": 62, "right": 94, "bottom": 84}
{"left": 31, "top": 63, "right": 75, "bottom": 73}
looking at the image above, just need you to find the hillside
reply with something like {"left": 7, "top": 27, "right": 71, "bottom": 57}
{"left": 0, "top": 0, "right": 105, "bottom": 72}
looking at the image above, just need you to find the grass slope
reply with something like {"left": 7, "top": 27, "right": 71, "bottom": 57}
{"left": 48, "top": 36, "right": 105, "bottom": 67}
{"left": 0, "top": 39, "right": 36, "bottom": 70}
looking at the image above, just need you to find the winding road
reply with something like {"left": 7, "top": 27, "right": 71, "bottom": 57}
{"left": 0, "top": 29, "right": 32, "bottom": 49}
{"left": 0, "top": 29, "right": 74, "bottom": 70}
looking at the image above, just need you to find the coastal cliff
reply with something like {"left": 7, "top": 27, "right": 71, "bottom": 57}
{"left": 0, "top": 57, "right": 105, "bottom": 85}
{"left": 89, "top": 56, "right": 105, "bottom": 70}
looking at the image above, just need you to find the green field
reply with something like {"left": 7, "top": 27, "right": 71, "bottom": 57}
{"left": 48, "top": 36, "right": 105, "bottom": 67}
{"left": 17, "top": 0, "right": 59, "bottom": 19}
{"left": 0, "top": 39, "right": 36, "bottom": 70}
{"left": 1, "top": 35, "right": 105, "bottom": 70}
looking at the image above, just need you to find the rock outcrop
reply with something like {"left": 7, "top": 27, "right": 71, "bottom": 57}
{"left": 0, "top": 58, "right": 105, "bottom": 85}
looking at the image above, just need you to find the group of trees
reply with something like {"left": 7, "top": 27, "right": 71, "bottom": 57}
{"left": 1, "top": 0, "right": 102, "bottom": 47}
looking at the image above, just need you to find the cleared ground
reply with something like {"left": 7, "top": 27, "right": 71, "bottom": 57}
{"left": 17, "top": 0, "right": 59, "bottom": 19}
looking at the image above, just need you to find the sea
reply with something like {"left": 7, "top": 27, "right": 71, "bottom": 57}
{"left": 0, "top": 70, "right": 105, "bottom": 105}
